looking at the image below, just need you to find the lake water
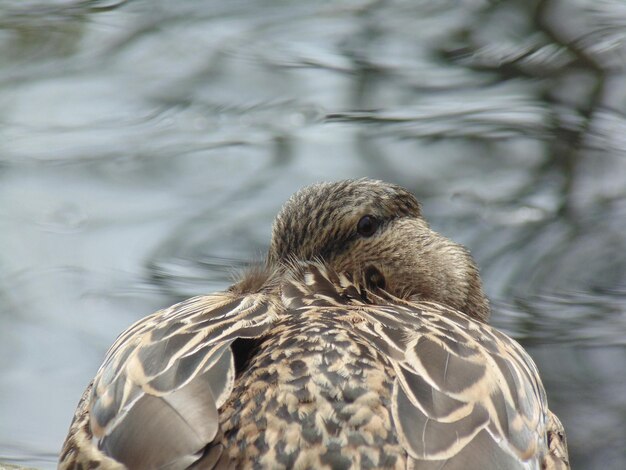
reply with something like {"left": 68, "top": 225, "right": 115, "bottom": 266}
{"left": 1, "top": 1, "right": 625, "bottom": 468}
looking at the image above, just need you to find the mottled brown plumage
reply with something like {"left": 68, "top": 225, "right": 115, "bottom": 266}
{"left": 60, "top": 179, "right": 569, "bottom": 469}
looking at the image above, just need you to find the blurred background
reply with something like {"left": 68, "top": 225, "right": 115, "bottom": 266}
{"left": 1, "top": 0, "right": 625, "bottom": 468}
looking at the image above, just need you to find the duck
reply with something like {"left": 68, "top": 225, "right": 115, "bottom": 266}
{"left": 60, "top": 178, "right": 569, "bottom": 469}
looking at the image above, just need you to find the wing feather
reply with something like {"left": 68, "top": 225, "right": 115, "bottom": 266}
{"left": 387, "top": 305, "right": 548, "bottom": 467}
{"left": 86, "top": 291, "right": 278, "bottom": 469}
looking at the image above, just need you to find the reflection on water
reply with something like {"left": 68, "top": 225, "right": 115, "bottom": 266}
{"left": 1, "top": 1, "right": 625, "bottom": 468}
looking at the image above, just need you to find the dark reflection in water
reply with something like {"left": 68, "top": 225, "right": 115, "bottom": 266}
{"left": 1, "top": 1, "right": 625, "bottom": 468}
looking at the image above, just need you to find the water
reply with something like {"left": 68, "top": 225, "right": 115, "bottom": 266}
{"left": 1, "top": 1, "right": 625, "bottom": 468}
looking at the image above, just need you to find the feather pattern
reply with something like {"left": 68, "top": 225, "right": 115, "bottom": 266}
{"left": 62, "top": 292, "right": 280, "bottom": 469}
{"left": 60, "top": 179, "right": 568, "bottom": 469}
{"left": 281, "top": 263, "right": 555, "bottom": 468}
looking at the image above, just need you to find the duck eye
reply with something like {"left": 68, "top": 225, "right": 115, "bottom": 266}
{"left": 357, "top": 215, "right": 379, "bottom": 237}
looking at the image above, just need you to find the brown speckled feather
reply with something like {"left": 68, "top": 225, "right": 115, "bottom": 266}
{"left": 60, "top": 179, "right": 569, "bottom": 469}
{"left": 281, "top": 264, "right": 560, "bottom": 469}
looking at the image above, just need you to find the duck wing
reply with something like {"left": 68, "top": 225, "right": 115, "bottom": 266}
{"left": 543, "top": 411, "right": 570, "bottom": 469}
{"left": 380, "top": 302, "right": 553, "bottom": 469}
{"left": 284, "top": 263, "right": 570, "bottom": 470}
{"left": 60, "top": 291, "right": 279, "bottom": 470}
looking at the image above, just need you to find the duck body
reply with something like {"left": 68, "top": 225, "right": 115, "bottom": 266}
{"left": 219, "top": 305, "right": 404, "bottom": 469}
{"left": 60, "top": 179, "right": 569, "bottom": 469}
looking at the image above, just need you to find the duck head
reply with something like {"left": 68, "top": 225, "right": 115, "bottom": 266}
{"left": 267, "top": 179, "right": 490, "bottom": 322}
